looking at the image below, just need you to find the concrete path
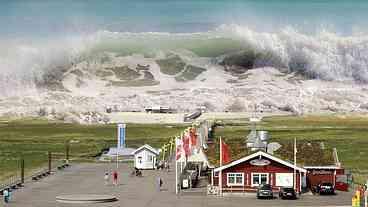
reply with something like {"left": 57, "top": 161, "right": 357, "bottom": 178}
{"left": 4, "top": 162, "right": 352, "bottom": 207}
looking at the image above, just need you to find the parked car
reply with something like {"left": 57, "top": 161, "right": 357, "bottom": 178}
{"left": 316, "top": 182, "right": 335, "bottom": 195}
{"left": 279, "top": 187, "right": 297, "bottom": 199}
{"left": 257, "top": 184, "right": 274, "bottom": 199}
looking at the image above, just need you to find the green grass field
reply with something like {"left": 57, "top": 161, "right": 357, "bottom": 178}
{"left": 211, "top": 115, "right": 368, "bottom": 184}
{"left": 0, "top": 118, "right": 186, "bottom": 182}
{"left": 1, "top": 115, "right": 368, "bottom": 184}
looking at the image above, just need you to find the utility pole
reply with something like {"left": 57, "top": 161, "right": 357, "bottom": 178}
{"left": 365, "top": 180, "right": 368, "bottom": 207}
{"left": 219, "top": 136, "right": 223, "bottom": 196}
{"left": 162, "top": 144, "right": 166, "bottom": 161}
{"left": 20, "top": 157, "right": 25, "bottom": 184}
{"left": 48, "top": 152, "right": 52, "bottom": 173}
{"left": 65, "top": 141, "right": 70, "bottom": 164}
{"left": 170, "top": 138, "right": 173, "bottom": 159}
{"left": 294, "top": 137, "right": 297, "bottom": 193}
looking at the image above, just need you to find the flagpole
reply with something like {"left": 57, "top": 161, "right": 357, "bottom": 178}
{"left": 219, "top": 136, "right": 223, "bottom": 196}
{"left": 294, "top": 137, "right": 297, "bottom": 192}
{"left": 175, "top": 137, "right": 178, "bottom": 194}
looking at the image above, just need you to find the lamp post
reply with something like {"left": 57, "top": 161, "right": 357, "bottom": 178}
{"left": 365, "top": 180, "right": 368, "bottom": 207}
{"left": 65, "top": 140, "right": 70, "bottom": 164}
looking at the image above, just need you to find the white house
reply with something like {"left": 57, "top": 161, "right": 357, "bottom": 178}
{"left": 132, "top": 144, "right": 159, "bottom": 170}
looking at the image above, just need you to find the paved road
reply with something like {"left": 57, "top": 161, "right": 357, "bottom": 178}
{"left": 4, "top": 162, "right": 352, "bottom": 207}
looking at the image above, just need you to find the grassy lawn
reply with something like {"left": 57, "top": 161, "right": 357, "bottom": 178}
{"left": 211, "top": 115, "right": 368, "bottom": 184}
{"left": 0, "top": 118, "right": 186, "bottom": 182}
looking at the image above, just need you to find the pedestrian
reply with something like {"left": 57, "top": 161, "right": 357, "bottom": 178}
{"left": 158, "top": 160, "right": 162, "bottom": 170}
{"left": 166, "top": 163, "right": 170, "bottom": 172}
{"left": 157, "top": 177, "right": 163, "bottom": 192}
{"left": 112, "top": 170, "right": 118, "bottom": 186}
{"left": 104, "top": 171, "right": 109, "bottom": 185}
{"left": 3, "top": 188, "right": 9, "bottom": 204}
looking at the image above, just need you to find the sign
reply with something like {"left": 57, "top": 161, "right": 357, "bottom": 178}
{"left": 182, "top": 179, "right": 189, "bottom": 188}
{"left": 250, "top": 159, "right": 271, "bottom": 166}
{"left": 311, "top": 170, "right": 332, "bottom": 175}
{"left": 207, "top": 185, "right": 219, "bottom": 195}
{"left": 117, "top": 123, "right": 126, "bottom": 148}
{"left": 275, "top": 173, "right": 294, "bottom": 187}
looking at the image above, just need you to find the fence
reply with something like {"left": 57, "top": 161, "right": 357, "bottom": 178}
{"left": 0, "top": 151, "right": 69, "bottom": 195}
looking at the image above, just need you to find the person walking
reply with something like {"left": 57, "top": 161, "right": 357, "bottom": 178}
{"left": 3, "top": 188, "right": 10, "bottom": 204}
{"left": 104, "top": 171, "right": 110, "bottom": 185}
{"left": 164, "top": 161, "right": 167, "bottom": 170}
{"left": 112, "top": 170, "right": 118, "bottom": 186}
{"left": 157, "top": 177, "right": 163, "bottom": 192}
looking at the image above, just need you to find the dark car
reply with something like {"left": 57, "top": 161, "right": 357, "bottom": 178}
{"left": 279, "top": 187, "right": 297, "bottom": 199}
{"left": 257, "top": 184, "right": 274, "bottom": 199}
{"left": 316, "top": 183, "right": 335, "bottom": 195}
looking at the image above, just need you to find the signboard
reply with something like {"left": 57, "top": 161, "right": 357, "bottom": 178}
{"left": 250, "top": 159, "right": 271, "bottom": 166}
{"left": 276, "top": 173, "right": 294, "bottom": 187}
{"left": 207, "top": 185, "right": 219, "bottom": 195}
{"left": 117, "top": 123, "right": 126, "bottom": 148}
{"left": 182, "top": 179, "right": 189, "bottom": 188}
{"left": 311, "top": 170, "right": 332, "bottom": 175}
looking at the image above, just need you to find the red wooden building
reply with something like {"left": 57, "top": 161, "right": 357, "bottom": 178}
{"left": 304, "top": 166, "right": 348, "bottom": 191}
{"left": 213, "top": 151, "right": 307, "bottom": 193}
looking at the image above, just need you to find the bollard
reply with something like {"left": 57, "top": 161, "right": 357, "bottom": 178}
{"left": 355, "top": 189, "right": 361, "bottom": 207}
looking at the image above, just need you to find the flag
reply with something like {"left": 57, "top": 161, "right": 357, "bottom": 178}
{"left": 221, "top": 138, "right": 231, "bottom": 165}
{"left": 175, "top": 138, "right": 183, "bottom": 160}
{"left": 183, "top": 130, "right": 190, "bottom": 157}
{"left": 189, "top": 127, "right": 197, "bottom": 148}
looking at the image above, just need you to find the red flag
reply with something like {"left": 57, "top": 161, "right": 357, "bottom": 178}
{"left": 221, "top": 138, "right": 231, "bottom": 165}
{"left": 175, "top": 138, "right": 183, "bottom": 160}
{"left": 189, "top": 127, "right": 197, "bottom": 149}
{"left": 183, "top": 131, "right": 190, "bottom": 157}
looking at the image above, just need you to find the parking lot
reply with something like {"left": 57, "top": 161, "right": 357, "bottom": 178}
{"left": 6, "top": 162, "right": 352, "bottom": 207}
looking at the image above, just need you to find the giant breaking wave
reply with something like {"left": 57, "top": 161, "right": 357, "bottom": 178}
{"left": 1, "top": 25, "right": 368, "bottom": 119}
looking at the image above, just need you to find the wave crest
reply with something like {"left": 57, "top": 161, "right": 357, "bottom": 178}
{"left": 218, "top": 24, "right": 368, "bottom": 82}
{"left": 1, "top": 24, "right": 368, "bottom": 97}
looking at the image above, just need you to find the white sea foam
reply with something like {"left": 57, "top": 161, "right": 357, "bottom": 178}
{"left": 0, "top": 25, "right": 368, "bottom": 118}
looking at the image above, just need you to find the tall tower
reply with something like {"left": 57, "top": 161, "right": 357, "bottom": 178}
{"left": 117, "top": 123, "right": 126, "bottom": 149}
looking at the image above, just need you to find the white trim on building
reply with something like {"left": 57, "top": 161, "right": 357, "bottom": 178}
{"left": 214, "top": 151, "right": 307, "bottom": 173}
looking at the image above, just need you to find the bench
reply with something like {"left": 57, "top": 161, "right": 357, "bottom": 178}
{"left": 57, "top": 163, "right": 70, "bottom": 170}
{"left": 32, "top": 170, "right": 50, "bottom": 181}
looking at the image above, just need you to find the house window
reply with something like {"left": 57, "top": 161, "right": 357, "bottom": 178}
{"left": 251, "top": 173, "right": 269, "bottom": 187}
{"left": 227, "top": 173, "right": 244, "bottom": 186}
